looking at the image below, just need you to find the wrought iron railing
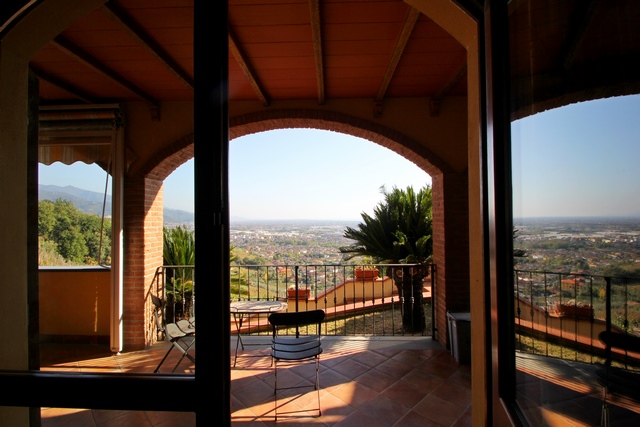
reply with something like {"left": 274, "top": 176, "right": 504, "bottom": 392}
{"left": 514, "top": 269, "right": 640, "bottom": 369}
{"left": 150, "top": 264, "right": 640, "bottom": 366}
{"left": 153, "top": 263, "right": 436, "bottom": 337}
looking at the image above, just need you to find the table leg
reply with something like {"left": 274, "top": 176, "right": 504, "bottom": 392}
{"left": 233, "top": 313, "right": 244, "bottom": 367}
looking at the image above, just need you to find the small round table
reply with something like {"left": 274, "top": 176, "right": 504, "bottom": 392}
{"left": 230, "top": 300, "right": 288, "bottom": 367}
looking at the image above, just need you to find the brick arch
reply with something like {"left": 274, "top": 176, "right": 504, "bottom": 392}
{"left": 141, "top": 109, "right": 455, "bottom": 182}
{"left": 138, "top": 133, "right": 195, "bottom": 181}
{"left": 139, "top": 108, "right": 469, "bottom": 350}
{"left": 228, "top": 109, "right": 454, "bottom": 178}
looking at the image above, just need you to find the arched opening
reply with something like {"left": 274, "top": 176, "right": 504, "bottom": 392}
{"left": 148, "top": 113, "right": 471, "bottom": 351}
{"left": 1, "top": 1, "right": 482, "bottom": 425}
{"left": 511, "top": 93, "right": 640, "bottom": 422}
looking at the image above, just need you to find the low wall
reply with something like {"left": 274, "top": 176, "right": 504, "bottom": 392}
{"left": 514, "top": 295, "right": 629, "bottom": 359}
{"left": 286, "top": 276, "right": 397, "bottom": 312}
{"left": 39, "top": 267, "right": 110, "bottom": 343}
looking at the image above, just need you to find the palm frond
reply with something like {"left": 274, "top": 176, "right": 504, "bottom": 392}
{"left": 339, "top": 184, "right": 433, "bottom": 264}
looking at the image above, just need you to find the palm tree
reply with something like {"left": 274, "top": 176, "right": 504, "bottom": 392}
{"left": 163, "top": 226, "right": 196, "bottom": 320}
{"left": 513, "top": 227, "right": 527, "bottom": 259}
{"left": 339, "top": 185, "right": 433, "bottom": 332}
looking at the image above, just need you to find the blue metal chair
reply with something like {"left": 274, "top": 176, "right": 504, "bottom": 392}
{"left": 268, "top": 309, "right": 325, "bottom": 421}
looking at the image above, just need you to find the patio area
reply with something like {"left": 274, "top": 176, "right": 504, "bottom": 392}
{"left": 38, "top": 337, "right": 640, "bottom": 426}
{"left": 40, "top": 336, "right": 471, "bottom": 426}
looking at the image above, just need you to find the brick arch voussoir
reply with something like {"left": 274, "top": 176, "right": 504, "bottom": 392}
{"left": 140, "top": 108, "right": 455, "bottom": 183}
{"left": 229, "top": 109, "right": 454, "bottom": 178}
{"left": 138, "top": 133, "right": 195, "bottom": 182}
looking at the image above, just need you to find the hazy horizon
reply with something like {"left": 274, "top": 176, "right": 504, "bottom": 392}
{"left": 39, "top": 183, "right": 640, "bottom": 225}
{"left": 40, "top": 95, "right": 640, "bottom": 221}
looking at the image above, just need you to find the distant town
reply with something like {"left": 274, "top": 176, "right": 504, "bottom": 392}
{"left": 230, "top": 217, "right": 640, "bottom": 277}
{"left": 513, "top": 216, "right": 640, "bottom": 278}
{"left": 228, "top": 220, "right": 359, "bottom": 265}
{"left": 39, "top": 184, "right": 640, "bottom": 276}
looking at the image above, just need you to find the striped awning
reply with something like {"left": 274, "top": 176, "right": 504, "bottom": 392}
{"left": 38, "top": 104, "right": 124, "bottom": 169}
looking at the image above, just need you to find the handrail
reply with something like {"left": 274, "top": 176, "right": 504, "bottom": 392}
{"left": 514, "top": 269, "right": 640, "bottom": 367}
{"left": 153, "top": 263, "right": 436, "bottom": 337}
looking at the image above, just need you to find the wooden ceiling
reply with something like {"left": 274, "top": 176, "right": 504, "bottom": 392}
{"left": 29, "top": 0, "right": 468, "bottom": 112}
{"left": 22, "top": 0, "right": 640, "bottom": 119}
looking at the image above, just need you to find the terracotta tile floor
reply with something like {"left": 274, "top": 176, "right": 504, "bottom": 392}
{"left": 515, "top": 352, "right": 640, "bottom": 427}
{"left": 39, "top": 337, "right": 640, "bottom": 426}
{"left": 39, "top": 336, "right": 472, "bottom": 426}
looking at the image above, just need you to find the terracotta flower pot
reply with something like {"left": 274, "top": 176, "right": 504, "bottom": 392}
{"left": 556, "top": 303, "right": 593, "bottom": 319}
{"left": 287, "top": 288, "right": 310, "bottom": 299}
{"left": 355, "top": 268, "right": 379, "bottom": 280}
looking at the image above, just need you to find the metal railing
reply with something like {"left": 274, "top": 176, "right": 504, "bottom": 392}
{"left": 514, "top": 269, "right": 640, "bottom": 369}
{"left": 153, "top": 263, "right": 436, "bottom": 337}
{"left": 150, "top": 264, "right": 640, "bottom": 366}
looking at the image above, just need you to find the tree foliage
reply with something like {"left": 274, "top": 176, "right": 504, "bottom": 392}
{"left": 163, "top": 225, "right": 195, "bottom": 267}
{"left": 339, "top": 185, "right": 433, "bottom": 264}
{"left": 339, "top": 185, "right": 433, "bottom": 333}
{"left": 513, "top": 228, "right": 527, "bottom": 258}
{"left": 38, "top": 199, "right": 111, "bottom": 265}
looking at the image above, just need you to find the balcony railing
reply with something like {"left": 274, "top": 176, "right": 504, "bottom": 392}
{"left": 151, "top": 264, "right": 640, "bottom": 368}
{"left": 514, "top": 269, "right": 640, "bottom": 369}
{"left": 153, "top": 263, "right": 436, "bottom": 337}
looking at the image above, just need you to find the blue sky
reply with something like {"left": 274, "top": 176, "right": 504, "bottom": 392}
{"left": 39, "top": 129, "right": 432, "bottom": 221}
{"left": 511, "top": 94, "right": 640, "bottom": 218}
{"left": 39, "top": 94, "right": 640, "bottom": 220}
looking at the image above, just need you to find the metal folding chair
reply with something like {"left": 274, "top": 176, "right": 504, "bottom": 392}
{"left": 268, "top": 309, "right": 325, "bottom": 421}
{"left": 151, "top": 294, "right": 196, "bottom": 373}
{"left": 596, "top": 331, "right": 640, "bottom": 427}
{"left": 153, "top": 322, "right": 195, "bottom": 373}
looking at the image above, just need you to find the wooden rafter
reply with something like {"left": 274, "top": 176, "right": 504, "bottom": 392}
{"left": 51, "top": 35, "right": 159, "bottom": 109}
{"left": 430, "top": 64, "right": 467, "bottom": 116}
{"left": 228, "top": 28, "right": 269, "bottom": 106}
{"left": 562, "top": 0, "right": 599, "bottom": 71}
{"left": 375, "top": 6, "right": 421, "bottom": 103}
{"left": 102, "top": 1, "right": 194, "bottom": 91}
{"left": 309, "top": 0, "right": 325, "bottom": 105}
{"left": 30, "top": 65, "right": 97, "bottom": 104}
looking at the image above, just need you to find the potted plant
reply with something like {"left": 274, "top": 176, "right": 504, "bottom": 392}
{"left": 340, "top": 185, "right": 433, "bottom": 333}
{"left": 556, "top": 300, "right": 593, "bottom": 319}
{"left": 287, "top": 285, "right": 310, "bottom": 300}
{"left": 355, "top": 267, "right": 379, "bottom": 280}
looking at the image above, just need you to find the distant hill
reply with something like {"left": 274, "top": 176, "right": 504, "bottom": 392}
{"left": 38, "top": 184, "right": 194, "bottom": 224}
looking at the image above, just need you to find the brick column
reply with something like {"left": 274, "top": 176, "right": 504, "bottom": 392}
{"left": 123, "top": 177, "right": 164, "bottom": 350}
{"left": 431, "top": 171, "right": 470, "bottom": 348}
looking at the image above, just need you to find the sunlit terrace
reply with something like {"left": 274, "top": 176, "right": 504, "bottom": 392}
{"left": 38, "top": 265, "right": 640, "bottom": 426}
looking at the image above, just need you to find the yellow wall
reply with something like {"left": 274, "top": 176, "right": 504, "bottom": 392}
{"left": 287, "top": 276, "right": 397, "bottom": 312}
{"left": 515, "top": 296, "right": 616, "bottom": 347}
{"left": 39, "top": 269, "right": 110, "bottom": 341}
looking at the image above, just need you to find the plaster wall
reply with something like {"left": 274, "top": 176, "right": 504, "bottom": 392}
{"left": 0, "top": 1, "right": 107, "bottom": 425}
{"left": 39, "top": 269, "right": 110, "bottom": 340}
{"left": 407, "top": 1, "right": 485, "bottom": 425}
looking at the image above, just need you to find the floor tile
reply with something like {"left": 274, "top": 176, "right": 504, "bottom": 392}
{"left": 39, "top": 337, "right": 634, "bottom": 426}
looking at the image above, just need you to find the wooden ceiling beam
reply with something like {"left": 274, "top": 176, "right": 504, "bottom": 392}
{"left": 430, "top": 64, "right": 467, "bottom": 116}
{"left": 309, "top": 0, "right": 325, "bottom": 105}
{"left": 51, "top": 35, "right": 160, "bottom": 111}
{"left": 228, "top": 28, "right": 270, "bottom": 106}
{"left": 374, "top": 6, "right": 420, "bottom": 115}
{"left": 102, "top": 1, "right": 194, "bottom": 91}
{"left": 30, "top": 65, "right": 97, "bottom": 104}
{"left": 562, "top": 0, "right": 599, "bottom": 71}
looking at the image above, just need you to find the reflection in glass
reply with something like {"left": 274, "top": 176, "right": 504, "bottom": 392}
{"left": 509, "top": 1, "right": 640, "bottom": 425}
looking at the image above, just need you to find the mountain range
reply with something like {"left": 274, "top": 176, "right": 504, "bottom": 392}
{"left": 39, "top": 184, "right": 194, "bottom": 224}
